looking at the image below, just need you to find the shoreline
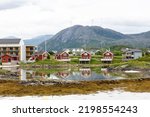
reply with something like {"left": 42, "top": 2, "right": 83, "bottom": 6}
{"left": 0, "top": 78, "right": 150, "bottom": 97}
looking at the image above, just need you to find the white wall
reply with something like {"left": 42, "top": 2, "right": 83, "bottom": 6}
{"left": 20, "top": 40, "right": 26, "bottom": 63}
{"left": 134, "top": 52, "right": 142, "bottom": 59}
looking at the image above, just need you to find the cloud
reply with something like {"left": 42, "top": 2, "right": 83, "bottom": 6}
{"left": 0, "top": 0, "right": 27, "bottom": 10}
{"left": 0, "top": 0, "right": 150, "bottom": 38}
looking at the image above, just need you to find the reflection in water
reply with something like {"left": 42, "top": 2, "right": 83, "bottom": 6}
{"left": 2, "top": 67, "right": 150, "bottom": 81}
{"left": 80, "top": 68, "right": 91, "bottom": 78}
{"left": 18, "top": 68, "right": 122, "bottom": 81}
{"left": 101, "top": 68, "right": 111, "bottom": 78}
{"left": 0, "top": 67, "right": 121, "bottom": 81}
{"left": 56, "top": 71, "right": 70, "bottom": 79}
{"left": 20, "top": 69, "right": 26, "bottom": 81}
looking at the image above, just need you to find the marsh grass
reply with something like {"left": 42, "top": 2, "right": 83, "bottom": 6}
{"left": 0, "top": 78, "right": 150, "bottom": 96}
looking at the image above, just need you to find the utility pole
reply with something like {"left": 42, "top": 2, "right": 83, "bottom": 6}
{"left": 45, "top": 39, "right": 47, "bottom": 52}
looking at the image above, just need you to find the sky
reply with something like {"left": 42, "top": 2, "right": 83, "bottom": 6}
{"left": 0, "top": 0, "right": 150, "bottom": 39}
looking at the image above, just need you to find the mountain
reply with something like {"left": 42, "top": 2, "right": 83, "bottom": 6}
{"left": 114, "top": 31, "right": 150, "bottom": 48}
{"left": 38, "top": 25, "right": 150, "bottom": 51}
{"left": 38, "top": 25, "right": 130, "bottom": 51}
{"left": 24, "top": 35, "right": 53, "bottom": 46}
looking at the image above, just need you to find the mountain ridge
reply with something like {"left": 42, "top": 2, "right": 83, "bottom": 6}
{"left": 36, "top": 25, "right": 150, "bottom": 50}
{"left": 24, "top": 35, "right": 53, "bottom": 46}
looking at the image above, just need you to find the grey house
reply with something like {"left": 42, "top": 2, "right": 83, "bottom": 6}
{"left": 122, "top": 49, "right": 142, "bottom": 61}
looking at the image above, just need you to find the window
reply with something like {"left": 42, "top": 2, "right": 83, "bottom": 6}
{"left": 15, "top": 47, "right": 19, "bottom": 50}
{"left": 30, "top": 52, "right": 33, "bottom": 55}
{"left": 15, "top": 53, "right": 18, "bottom": 56}
{"left": 3, "top": 48, "right": 6, "bottom": 50}
{"left": 30, "top": 47, "right": 33, "bottom": 50}
{"left": 10, "top": 47, "right": 13, "bottom": 50}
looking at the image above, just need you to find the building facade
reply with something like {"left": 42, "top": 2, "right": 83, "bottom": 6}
{"left": 122, "top": 49, "right": 142, "bottom": 61}
{"left": 0, "top": 39, "right": 26, "bottom": 64}
{"left": 0, "top": 39, "right": 37, "bottom": 64}
{"left": 27, "top": 51, "right": 50, "bottom": 62}
{"left": 79, "top": 51, "right": 91, "bottom": 63}
{"left": 26, "top": 45, "right": 36, "bottom": 61}
{"left": 55, "top": 51, "right": 71, "bottom": 62}
{"left": 101, "top": 50, "right": 114, "bottom": 63}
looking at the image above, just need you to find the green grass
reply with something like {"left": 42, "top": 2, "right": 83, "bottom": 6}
{"left": 20, "top": 54, "right": 150, "bottom": 69}
{"left": 0, "top": 69, "right": 10, "bottom": 75}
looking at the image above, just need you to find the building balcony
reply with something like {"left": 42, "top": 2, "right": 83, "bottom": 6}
{"left": 79, "top": 58, "right": 91, "bottom": 61}
{"left": 101, "top": 58, "right": 113, "bottom": 62}
{"left": 57, "top": 59, "right": 71, "bottom": 62}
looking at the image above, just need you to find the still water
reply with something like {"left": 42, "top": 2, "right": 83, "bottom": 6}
{"left": 1, "top": 67, "right": 150, "bottom": 100}
{"left": 1, "top": 67, "right": 125, "bottom": 81}
{"left": 1, "top": 67, "right": 150, "bottom": 81}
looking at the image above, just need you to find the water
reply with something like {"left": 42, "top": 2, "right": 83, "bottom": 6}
{"left": 1, "top": 67, "right": 150, "bottom": 99}
{"left": 1, "top": 67, "right": 125, "bottom": 81}
{"left": 1, "top": 67, "right": 150, "bottom": 81}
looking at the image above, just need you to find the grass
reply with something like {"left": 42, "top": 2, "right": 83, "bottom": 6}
{"left": 0, "top": 78, "right": 150, "bottom": 96}
{"left": 0, "top": 69, "right": 10, "bottom": 75}
{"left": 20, "top": 54, "right": 150, "bottom": 70}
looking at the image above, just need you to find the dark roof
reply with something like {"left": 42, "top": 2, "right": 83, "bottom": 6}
{"left": 0, "top": 39, "right": 21, "bottom": 44}
{"left": 124, "top": 49, "right": 142, "bottom": 53}
{"left": 32, "top": 51, "right": 49, "bottom": 56}
{"left": 81, "top": 51, "right": 91, "bottom": 55}
{"left": 103, "top": 50, "right": 113, "bottom": 55}
{"left": 55, "top": 51, "right": 68, "bottom": 55}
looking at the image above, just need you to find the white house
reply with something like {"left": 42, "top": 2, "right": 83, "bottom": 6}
{"left": 122, "top": 48, "right": 142, "bottom": 61}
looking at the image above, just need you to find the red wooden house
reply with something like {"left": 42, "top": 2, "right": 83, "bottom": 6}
{"left": 27, "top": 51, "right": 50, "bottom": 62}
{"left": 79, "top": 51, "right": 91, "bottom": 63}
{"left": 1, "top": 55, "right": 19, "bottom": 63}
{"left": 55, "top": 51, "right": 71, "bottom": 62}
{"left": 101, "top": 50, "right": 113, "bottom": 63}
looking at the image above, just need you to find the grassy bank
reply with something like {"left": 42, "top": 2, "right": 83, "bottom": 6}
{"left": 0, "top": 78, "right": 150, "bottom": 97}
{"left": 21, "top": 54, "right": 150, "bottom": 70}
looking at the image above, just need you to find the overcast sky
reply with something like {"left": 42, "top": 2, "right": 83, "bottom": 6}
{"left": 0, "top": 0, "right": 150, "bottom": 39}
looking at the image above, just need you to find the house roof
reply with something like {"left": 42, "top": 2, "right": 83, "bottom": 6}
{"left": 124, "top": 49, "right": 142, "bottom": 53}
{"left": 81, "top": 51, "right": 91, "bottom": 55}
{"left": 0, "top": 39, "right": 21, "bottom": 44}
{"left": 1, "top": 54, "right": 19, "bottom": 57}
{"left": 32, "top": 51, "right": 49, "bottom": 56}
{"left": 55, "top": 51, "right": 68, "bottom": 55}
{"left": 103, "top": 50, "right": 113, "bottom": 55}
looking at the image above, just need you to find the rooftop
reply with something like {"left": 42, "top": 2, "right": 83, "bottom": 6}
{"left": 0, "top": 39, "right": 21, "bottom": 44}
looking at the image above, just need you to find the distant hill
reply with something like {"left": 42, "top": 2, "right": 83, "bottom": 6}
{"left": 38, "top": 25, "right": 150, "bottom": 51}
{"left": 38, "top": 25, "right": 130, "bottom": 51}
{"left": 114, "top": 31, "right": 150, "bottom": 48}
{"left": 24, "top": 35, "right": 53, "bottom": 46}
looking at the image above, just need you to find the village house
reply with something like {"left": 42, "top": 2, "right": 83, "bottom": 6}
{"left": 0, "top": 38, "right": 38, "bottom": 65}
{"left": 55, "top": 51, "right": 71, "bottom": 62}
{"left": 0, "top": 38, "right": 26, "bottom": 65}
{"left": 27, "top": 51, "right": 50, "bottom": 62}
{"left": 72, "top": 48, "right": 84, "bottom": 56}
{"left": 79, "top": 51, "right": 91, "bottom": 63}
{"left": 101, "top": 50, "right": 114, "bottom": 63}
{"left": 122, "top": 48, "right": 142, "bottom": 61}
